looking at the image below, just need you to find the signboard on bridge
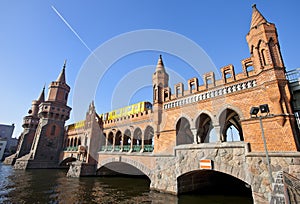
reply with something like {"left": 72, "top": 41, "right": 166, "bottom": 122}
{"left": 200, "top": 159, "right": 213, "bottom": 170}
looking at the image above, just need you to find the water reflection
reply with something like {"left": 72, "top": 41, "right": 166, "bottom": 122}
{"left": 0, "top": 164, "right": 252, "bottom": 203}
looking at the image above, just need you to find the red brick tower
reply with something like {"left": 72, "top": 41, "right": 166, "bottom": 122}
{"left": 17, "top": 87, "right": 45, "bottom": 157}
{"left": 14, "top": 61, "right": 72, "bottom": 169}
{"left": 243, "top": 5, "right": 299, "bottom": 151}
{"left": 3, "top": 87, "right": 45, "bottom": 165}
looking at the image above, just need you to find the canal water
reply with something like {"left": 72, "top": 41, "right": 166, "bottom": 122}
{"left": 0, "top": 163, "right": 253, "bottom": 204}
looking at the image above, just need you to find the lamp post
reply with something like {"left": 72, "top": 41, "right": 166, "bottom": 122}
{"left": 250, "top": 104, "right": 274, "bottom": 184}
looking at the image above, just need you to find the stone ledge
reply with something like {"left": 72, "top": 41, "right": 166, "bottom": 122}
{"left": 246, "top": 152, "right": 300, "bottom": 157}
{"left": 174, "top": 141, "right": 248, "bottom": 151}
{"left": 98, "top": 152, "right": 174, "bottom": 157}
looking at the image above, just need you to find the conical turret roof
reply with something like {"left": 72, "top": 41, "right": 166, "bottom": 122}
{"left": 156, "top": 55, "right": 165, "bottom": 72}
{"left": 37, "top": 86, "right": 45, "bottom": 102}
{"left": 56, "top": 60, "right": 66, "bottom": 83}
{"left": 250, "top": 4, "right": 268, "bottom": 29}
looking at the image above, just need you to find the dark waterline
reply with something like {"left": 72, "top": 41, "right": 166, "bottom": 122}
{"left": 0, "top": 164, "right": 252, "bottom": 204}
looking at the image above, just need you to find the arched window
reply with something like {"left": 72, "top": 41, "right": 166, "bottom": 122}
{"left": 74, "top": 137, "right": 78, "bottom": 146}
{"left": 51, "top": 125, "right": 56, "bottom": 135}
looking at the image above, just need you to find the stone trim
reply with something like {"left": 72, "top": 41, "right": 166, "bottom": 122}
{"left": 164, "top": 79, "right": 257, "bottom": 110}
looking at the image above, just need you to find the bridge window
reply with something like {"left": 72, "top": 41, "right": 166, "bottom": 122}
{"left": 133, "top": 128, "right": 142, "bottom": 148}
{"left": 108, "top": 132, "right": 114, "bottom": 145}
{"left": 50, "top": 125, "right": 56, "bottom": 135}
{"left": 74, "top": 137, "right": 78, "bottom": 146}
{"left": 219, "top": 109, "right": 243, "bottom": 142}
{"left": 144, "top": 126, "right": 154, "bottom": 152}
{"left": 115, "top": 131, "right": 122, "bottom": 146}
{"left": 122, "top": 129, "right": 131, "bottom": 152}
{"left": 176, "top": 117, "right": 193, "bottom": 145}
{"left": 195, "top": 113, "right": 214, "bottom": 143}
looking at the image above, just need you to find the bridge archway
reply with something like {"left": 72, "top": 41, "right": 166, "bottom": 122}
{"left": 218, "top": 108, "right": 243, "bottom": 142}
{"left": 97, "top": 158, "right": 151, "bottom": 180}
{"left": 176, "top": 117, "right": 194, "bottom": 145}
{"left": 177, "top": 170, "right": 252, "bottom": 200}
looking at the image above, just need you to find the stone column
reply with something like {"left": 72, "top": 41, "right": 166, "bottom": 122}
{"left": 120, "top": 133, "right": 124, "bottom": 152}
{"left": 214, "top": 125, "right": 223, "bottom": 142}
{"left": 112, "top": 134, "right": 116, "bottom": 152}
{"left": 191, "top": 128, "right": 198, "bottom": 144}
{"left": 104, "top": 134, "right": 108, "bottom": 152}
{"left": 140, "top": 134, "right": 144, "bottom": 153}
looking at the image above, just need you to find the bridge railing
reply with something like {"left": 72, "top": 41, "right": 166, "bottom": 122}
{"left": 64, "top": 146, "right": 78, "bottom": 151}
{"left": 99, "top": 145, "right": 154, "bottom": 153}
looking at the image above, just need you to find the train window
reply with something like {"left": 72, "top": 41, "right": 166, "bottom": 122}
{"left": 145, "top": 103, "right": 152, "bottom": 109}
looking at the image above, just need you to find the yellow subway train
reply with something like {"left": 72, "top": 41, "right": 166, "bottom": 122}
{"left": 99, "top": 101, "right": 152, "bottom": 121}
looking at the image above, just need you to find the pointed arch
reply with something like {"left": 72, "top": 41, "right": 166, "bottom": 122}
{"left": 74, "top": 137, "right": 78, "bottom": 146}
{"left": 133, "top": 127, "right": 142, "bottom": 146}
{"left": 123, "top": 129, "right": 131, "bottom": 145}
{"left": 176, "top": 117, "right": 193, "bottom": 145}
{"left": 115, "top": 130, "right": 122, "bottom": 145}
{"left": 195, "top": 113, "right": 214, "bottom": 143}
{"left": 144, "top": 125, "right": 154, "bottom": 145}
{"left": 218, "top": 108, "right": 243, "bottom": 142}
{"left": 107, "top": 131, "right": 114, "bottom": 145}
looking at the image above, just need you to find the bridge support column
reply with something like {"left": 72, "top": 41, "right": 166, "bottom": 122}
{"left": 66, "top": 161, "right": 96, "bottom": 177}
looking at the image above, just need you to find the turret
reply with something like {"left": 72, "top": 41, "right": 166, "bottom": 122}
{"left": 47, "top": 60, "right": 70, "bottom": 105}
{"left": 246, "top": 4, "right": 284, "bottom": 72}
{"left": 152, "top": 55, "right": 169, "bottom": 104}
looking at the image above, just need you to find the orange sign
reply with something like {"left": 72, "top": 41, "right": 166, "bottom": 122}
{"left": 200, "top": 159, "right": 213, "bottom": 169}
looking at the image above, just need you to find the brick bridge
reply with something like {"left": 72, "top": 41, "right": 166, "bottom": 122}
{"left": 61, "top": 6, "right": 300, "bottom": 204}
{"left": 6, "top": 5, "right": 300, "bottom": 204}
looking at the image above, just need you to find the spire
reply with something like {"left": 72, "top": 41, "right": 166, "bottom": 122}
{"left": 37, "top": 86, "right": 45, "bottom": 102}
{"left": 250, "top": 4, "right": 268, "bottom": 29}
{"left": 56, "top": 60, "right": 66, "bottom": 83}
{"left": 156, "top": 55, "right": 165, "bottom": 72}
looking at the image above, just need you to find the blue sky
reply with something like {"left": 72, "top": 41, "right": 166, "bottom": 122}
{"left": 1, "top": 1, "right": 300, "bottom": 138}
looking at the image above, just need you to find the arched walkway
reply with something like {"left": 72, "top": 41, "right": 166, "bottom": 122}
{"left": 219, "top": 109, "right": 243, "bottom": 142}
{"left": 176, "top": 117, "right": 193, "bottom": 145}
